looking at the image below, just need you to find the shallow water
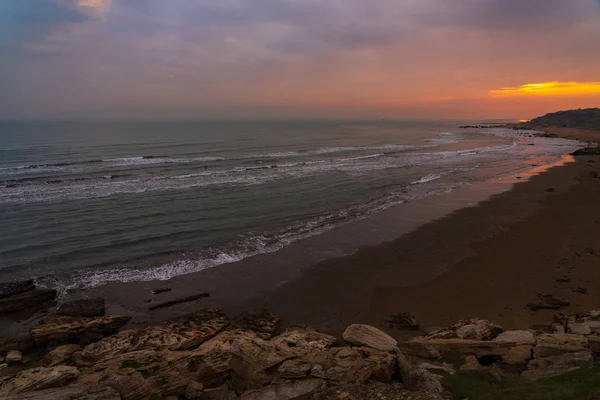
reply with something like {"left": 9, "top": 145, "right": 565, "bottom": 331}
{"left": 0, "top": 120, "right": 581, "bottom": 293}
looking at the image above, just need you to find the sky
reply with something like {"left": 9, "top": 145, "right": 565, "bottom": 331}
{"left": 1, "top": 0, "right": 600, "bottom": 120}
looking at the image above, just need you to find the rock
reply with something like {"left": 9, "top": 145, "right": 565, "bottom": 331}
{"left": 502, "top": 345, "right": 532, "bottom": 366}
{"left": 228, "top": 310, "right": 280, "bottom": 340}
{"left": 57, "top": 298, "right": 105, "bottom": 317}
{"left": 31, "top": 315, "right": 131, "bottom": 344}
{"left": 185, "top": 381, "right": 204, "bottom": 399}
{"left": 305, "top": 381, "right": 450, "bottom": 400}
{"left": 0, "top": 385, "right": 121, "bottom": 400}
{"left": 0, "top": 288, "right": 56, "bottom": 315}
{"left": 589, "top": 171, "right": 598, "bottom": 178}
{"left": 493, "top": 330, "right": 536, "bottom": 345}
{"left": 43, "top": 344, "right": 81, "bottom": 367}
{"left": 383, "top": 313, "right": 419, "bottom": 330}
{"left": 522, "top": 351, "right": 594, "bottom": 380}
{"left": 80, "top": 330, "right": 137, "bottom": 362}
{"left": 342, "top": 324, "right": 398, "bottom": 352}
{"left": 527, "top": 294, "right": 570, "bottom": 311}
{"left": 5, "top": 350, "right": 22, "bottom": 364}
{"left": 407, "top": 368, "right": 444, "bottom": 393}
{"left": 240, "top": 379, "right": 327, "bottom": 400}
{"left": 545, "top": 188, "right": 556, "bottom": 193}
{"left": 0, "top": 280, "right": 35, "bottom": 298}
{"left": 0, "top": 366, "right": 79, "bottom": 394}
{"left": 568, "top": 323, "right": 592, "bottom": 335}
{"left": 534, "top": 333, "right": 588, "bottom": 358}
{"left": 424, "top": 319, "right": 503, "bottom": 341}
{"left": 459, "top": 356, "right": 504, "bottom": 383}
{"left": 397, "top": 338, "right": 513, "bottom": 360}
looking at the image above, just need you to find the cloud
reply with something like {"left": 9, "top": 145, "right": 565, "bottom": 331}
{"left": 490, "top": 82, "right": 600, "bottom": 97}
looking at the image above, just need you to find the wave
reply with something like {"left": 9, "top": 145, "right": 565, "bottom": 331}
{"left": 36, "top": 178, "right": 464, "bottom": 295}
{"left": 411, "top": 173, "right": 443, "bottom": 185}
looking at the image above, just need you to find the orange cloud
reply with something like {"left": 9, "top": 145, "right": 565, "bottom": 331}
{"left": 490, "top": 81, "right": 600, "bottom": 97}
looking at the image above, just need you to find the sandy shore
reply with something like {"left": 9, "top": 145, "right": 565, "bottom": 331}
{"left": 250, "top": 153, "right": 600, "bottom": 336}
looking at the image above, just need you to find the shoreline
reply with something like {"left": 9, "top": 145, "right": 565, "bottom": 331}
{"left": 2, "top": 127, "right": 596, "bottom": 339}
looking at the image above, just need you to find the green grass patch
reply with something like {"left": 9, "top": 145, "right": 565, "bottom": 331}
{"left": 441, "top": 367, "right": 600, "bottom": 400}
{"left": 120, "top": 360, "right": 143, "bottom": 369}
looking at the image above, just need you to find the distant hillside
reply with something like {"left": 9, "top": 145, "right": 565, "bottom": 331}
{"left": 526, "top": 108, "right": 600, "bottom": 130}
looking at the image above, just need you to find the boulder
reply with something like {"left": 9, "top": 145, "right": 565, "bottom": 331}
{"left": 5, "top": 350, "right": 22, "bottom": 364}
{"left": 501, "top": 345, "right": 533, "bottom": 366}
{"left": 522, "top": 351, "right": 594, "bottom": 380}
{"left": 533, "top": 333, "right": 589, "bottom": 358}
{"left": 424, "top": 319, "right": 503, "bottom": 341}
{"left": 31, "top": 315, "right": 131, "bottom": 344}
{"left": 43, "top": 344, "right": 81, "bottom": 367}
{"left": 0, "top": 385, "right": 121, "bottom": 400}
{"left": 342, "top": 324, "right": 398, "bottom": 352}
{"left": 240, "top": 379, "right": 327, "bottom": 400}
{"left": 57, "top": 298, "right": 105, "bottom": 317}
{"left": 0, "top": 288, "right": 56, "bottom": 315}
{"left": 493, "top": 330, "right": 536, "bottom": 345}
{"left": 0, "top": 366, "right": 79, "bottom": 394}
{"left": 568, "top": 323, "right": 592, "bottom": 335}
{"left": 383, "top": 313, "right": 420, "bottom": 330}
{"left": 588, "top": 336, "right": 600, "bottom": 354}
{"left": 228, "top": 310, "right": 280, "bottom": 340}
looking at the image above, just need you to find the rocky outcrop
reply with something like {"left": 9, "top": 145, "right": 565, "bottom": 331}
{"left": 57, "top": 298, "right": 105, "bottom": 317}
{"left": 383, "top": 313, "right": 420, "bottom": 330}
{"left": 0, "top": 279, "right": 56, "bottom": 315}
{"left": 533, "top": 333, "right": 588, "bottom": 358}
{"left": 0, "top": 366, "right": 79, "bottom": 394}
{"left": 31, "top": 315, "right": 131, "bottom": 344}
{"left": 227, "top": 310, "right": 280, "bottom": 340}
{"left": 493, "top": 330, "right": 536, "bottom": 345}
{"left": 0, "top": 386, "right": 121, "bottom": 400}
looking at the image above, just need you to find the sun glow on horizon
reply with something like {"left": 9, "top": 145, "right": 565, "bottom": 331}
{"left": 490, "top": 81, "right": 600, "bottom": 97}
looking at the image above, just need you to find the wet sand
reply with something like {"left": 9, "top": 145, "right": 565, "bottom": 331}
{"left": 250, "top": 155, "right": 600, "bottom": 336}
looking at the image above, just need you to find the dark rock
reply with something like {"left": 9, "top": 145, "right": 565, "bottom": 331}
{"left": 526, "top": 294, "right": 570, "bottom": 311}
{"left": 585, "top": 247, "right": 595, "bottom": 255}
{"left": 589, "top": 171, "right": 598, "bottom": 178}
{"left": 383, "top": 313, "right": 420, "bottom": 331}
{"left": 545, "top": 188, "right": 556, "bottom": 192}
{"left": 151, "top": 287, "right": 172, "bottom": 294}
{"left": 0, "top": 288, "right": 56, "bottom": 315}
{"left": 573, "top": 287, "right": 588, "bottom": 295}
{"left": 228, "top": 310, "right": 280, "bottom": 340}
{"left": 148, "top": 292, "right": 210, "bottom": 310}
{"left": 0, "top": 280, "right": 35, "bottom": 299}
{"left": 57, "top": 298, "right": 105, "bottom": 318}
{"left": 556, "top": 277, "right": 571, "bottom": 283}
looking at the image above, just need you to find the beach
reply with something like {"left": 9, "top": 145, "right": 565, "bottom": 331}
{"left": 57, "top": 131, "right": 598, "bottom": 339}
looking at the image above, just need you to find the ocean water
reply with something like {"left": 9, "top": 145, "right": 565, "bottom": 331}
{"left": 0, "top": 120, "right": 581, "bottom": 294}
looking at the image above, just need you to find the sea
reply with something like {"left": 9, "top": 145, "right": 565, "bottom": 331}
{"left": 0, "top": 119, "right": 582, "bottom": 296}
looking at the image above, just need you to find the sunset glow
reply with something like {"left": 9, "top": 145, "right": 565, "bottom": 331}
{"left": 490, "top": 82, "right": 600, "bottom": 97}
